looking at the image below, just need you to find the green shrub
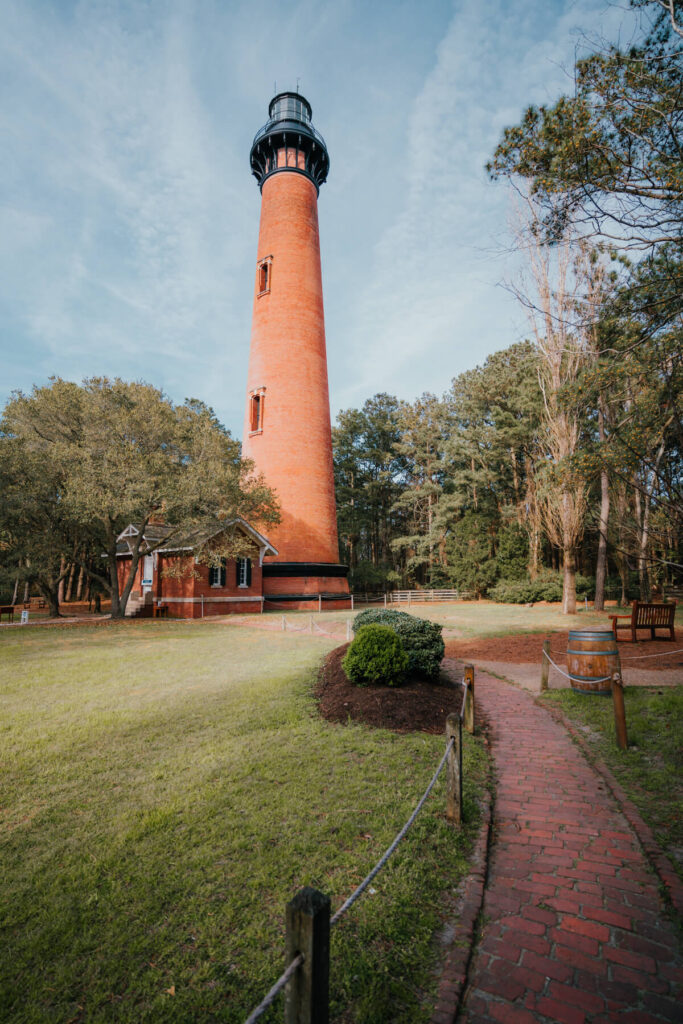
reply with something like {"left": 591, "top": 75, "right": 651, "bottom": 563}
{"left": 352, "top": 609, "right": 445, "bottom": 680}
{"left": 342, "top": 625, "right": 409, "bottom": 686}
{"left": 489, "top": 571, "right": 594, "bottom": 604}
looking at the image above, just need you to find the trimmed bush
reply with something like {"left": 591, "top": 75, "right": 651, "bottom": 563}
{"left": 352, "top": 609, "right": 445, "bottom": 680}
{"left": 342, "top": 625, "right": 409, "bottom": 687}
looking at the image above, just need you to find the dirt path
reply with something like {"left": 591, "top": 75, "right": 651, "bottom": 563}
{"left": 458, "top": 670, "right": 681, "bottom": 1023}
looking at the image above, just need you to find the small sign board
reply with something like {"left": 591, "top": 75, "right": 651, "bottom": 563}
{"left": 21, "top": 609, "right": 29, "bottom": 624}
{"left": 142, "top": 578, "right": 153, "bottom": 586}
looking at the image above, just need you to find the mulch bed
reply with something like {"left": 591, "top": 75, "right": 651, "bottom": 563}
{"left": 444, "top": 631, "right": 683, "bottom": 672}
{"left": 316, "top": 643, "right": 464, "bottom": 734}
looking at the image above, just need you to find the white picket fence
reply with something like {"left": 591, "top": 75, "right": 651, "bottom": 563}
{"left": 389, "top": 589, "right": 474, "bottom": 604}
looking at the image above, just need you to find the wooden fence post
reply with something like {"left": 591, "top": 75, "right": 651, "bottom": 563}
{"left": 611, "top": 671, "right": 628, "bottom": 751}
{"left": 464, "top": 664, "right": 475, "bottom": 735}
{"left": 540, "top": 639, "right": 550, "bottom": 692}
{"left": 351, "top": 595, "right": 354, "bottom": 611}
{"left": 445, "top": 713, "right": 462, "bottom": 824}
{"left": 384, "top": 593, "right": 387, "bottom": 608}
{"left": 285, "top": 887, "right": 330, "bottom": 1024}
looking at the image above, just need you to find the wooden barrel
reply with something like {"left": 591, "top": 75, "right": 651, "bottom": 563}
{"left": 567, "top": 630, "right": 618, "bottom": 696}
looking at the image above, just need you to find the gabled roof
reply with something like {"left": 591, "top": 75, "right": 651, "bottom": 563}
{"left": 115, "top": 518, "right": 278, "bottom": 562}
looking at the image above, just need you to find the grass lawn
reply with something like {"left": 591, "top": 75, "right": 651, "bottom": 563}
{"left": 538, "top": 686, "right": 683, "bottom": 880}
{"left": 0, "top": 620, "right": 487, "bottom": 1023}
{"left": 243, "top": 598, "right": 683, "bottom": 638}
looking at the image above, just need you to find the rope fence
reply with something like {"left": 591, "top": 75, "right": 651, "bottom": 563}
{"left": 330, "top": 735, "right": 455, "bottom": 927}
{"left": 243, "top": 666, "right": 475, "bottom": 1023}
{"left": 541, "top": 646, "right": 683, "bottom": 686}
{"left": 542, "top": 649, "right": 614, "bottom": 685}
{"left": 243, "top": 954, "right": 304, "bottom": 1024}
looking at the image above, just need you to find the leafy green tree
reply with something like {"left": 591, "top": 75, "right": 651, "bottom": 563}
{"left": 444, "top": 511, "right": 498, "bottom": 597}
{"left": 0, "top": 436, "right": 76, "bottom": 616}
{"left": 488, "top": 1, "right": 683, "bottom": 253}
{"left": 445, "top": 341, "right": 542, "bottom": 576}
{"left": 390, "top": 394, "right": 455, "bottom": 585}
{"left": 2, "top": 379, "right": 278, "bottom": 617}
{"left": 332, "top": 393, "right": 405, "bottom": 587}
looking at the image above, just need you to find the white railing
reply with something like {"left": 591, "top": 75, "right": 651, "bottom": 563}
{"left": 389, "top": 589, "right": 474, "bottom": 604}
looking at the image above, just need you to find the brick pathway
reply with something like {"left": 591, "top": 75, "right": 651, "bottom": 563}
{"left": 459, "top": 672, "right": 682, "bottom": 1023}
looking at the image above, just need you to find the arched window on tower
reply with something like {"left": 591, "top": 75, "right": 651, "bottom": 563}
{"left": 250, "top": 392, "right": 264, "bottom": 433}
{"left": 257, "top": 256, "right": 272, "bottom": 296}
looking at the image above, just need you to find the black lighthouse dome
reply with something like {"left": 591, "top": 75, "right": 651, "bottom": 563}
{"left": 250, "top": 91, "right": 329, "bottom": 193}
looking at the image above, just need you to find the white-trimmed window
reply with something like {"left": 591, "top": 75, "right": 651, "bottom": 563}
{"left": 257, "top": 256, "right": 272, "bottom": 296}
{"left": 237, "top": 557, "right": 252, "bottom": 588}
{"left": 250, "top": 393, "right": 263, "bottom": 432}
{"left": 209, "top": 559, "right": 226, "bottom": 588}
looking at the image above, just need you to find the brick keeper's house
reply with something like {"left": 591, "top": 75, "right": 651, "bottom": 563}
{"left": 115, "top": 519, "right": 277, "bottom": 618}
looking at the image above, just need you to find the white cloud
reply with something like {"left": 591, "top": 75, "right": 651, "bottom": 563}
{"left": 334, "top": 0, "right": 625, "bottom": 412}
{"left": 0, "top": 0, "right": 628, "bottom": 432}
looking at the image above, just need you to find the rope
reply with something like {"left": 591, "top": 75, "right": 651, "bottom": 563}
{"left": 243, "top": 953, "right": 304, "bottom": 1024}
{"left": 280, "top": 615, "right": 309, "bottom": 633}
{"left": 619, "top": 648, "right": 683, "bottom": 661}
{"left": 312, "top": 621, "right": 344, "bottom": 640}
{"left": 542, "top": 650, "right": 614, "bottom": 685}
{"left": 543, "top": 647, "right": 683, "bottom": 678}
{"left": 330, "top": 736, "right": 455, "bottom": 926}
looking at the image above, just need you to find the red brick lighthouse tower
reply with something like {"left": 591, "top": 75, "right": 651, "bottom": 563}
{"left": 243, "top": 92, "right": 349, "bottom": 607}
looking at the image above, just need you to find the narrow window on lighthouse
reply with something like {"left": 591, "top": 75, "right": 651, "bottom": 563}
{"left": 257, "top": 257, "right": 272, "bottom": 296}
{"left": 250, "top": 393, "right": 263, "bottom": 432}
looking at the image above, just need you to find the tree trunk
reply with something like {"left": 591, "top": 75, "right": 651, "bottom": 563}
{"left": 65, "top": 560, "right": 76, "bottom": 603}
{"left": 108, "top": 535, "right": 123, "bottom": 618}
{"left": 11, "top": 576, "right": 19, "bottom": 605}
{"left": 22, "top": 580, "right": 30, "bottom": 603}
{"left": 562, "top": 545, "right": 577, "bottom": 615}
{"left": 57, "top": 555, "right": 66, "bottom": 604}
{"left": 594, "top": 466, "right": 610, "bottom": 611}
{"left": 510, "top": 449, "right": 520, "bottom": 518}
{"left": 633, "top": 480, "right": 651, "bottom": 602}
{"left": 75, "top": 563, "right": 85, "bottom": 601}
{"left": 38, "top": 578, "right": 61, "bottom": 618}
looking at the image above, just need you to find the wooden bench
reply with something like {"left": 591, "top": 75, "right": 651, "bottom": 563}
{"left": 0, "top": 605, "right": 15, "bottom": 623}
{"left": 609, "top": 600, "right": 676, "bottom": 642}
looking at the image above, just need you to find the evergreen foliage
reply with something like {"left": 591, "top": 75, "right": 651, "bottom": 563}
{"left": 342, "top": 624, "right": 409, "bottom": 687}
{"left": 489, "top": 572, "right": 594, "bottom": 605}
{"left": 332, "top": 2, "right": 682, "bottom": 611}
{"left": 352, "top": 609, "right": 445, "bottom": 680}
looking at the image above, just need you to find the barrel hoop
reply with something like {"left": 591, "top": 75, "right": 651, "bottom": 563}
{"left": 567, "top": 647, "right": 618, "bottom": 657}
{"left": 569, "top": 673, "right": 613, "bottom": 682}
{"left": 571, "top": 686, "right": 612, "bottom": 696}
{"left": 568, "top": 631, "right": 616, "bottom": 639}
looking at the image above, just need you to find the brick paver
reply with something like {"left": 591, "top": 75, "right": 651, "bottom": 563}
{"left": 459, "top": 672, "right": 681, "bottom": 1023}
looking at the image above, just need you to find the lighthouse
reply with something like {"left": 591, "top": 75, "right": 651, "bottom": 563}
{"left": 243, "top": 92, "right": 350, "bottom": 607}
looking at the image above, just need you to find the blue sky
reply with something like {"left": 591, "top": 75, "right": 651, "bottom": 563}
{"left": 1, "top": 0, "right": 626, "bottom": 438}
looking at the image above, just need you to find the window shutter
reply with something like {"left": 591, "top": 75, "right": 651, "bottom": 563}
{"left": 220, "top": 558, "right": 227, "bottom": 588}
{"left": 246, "top": 558, "right": 252, "bottom": 587}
